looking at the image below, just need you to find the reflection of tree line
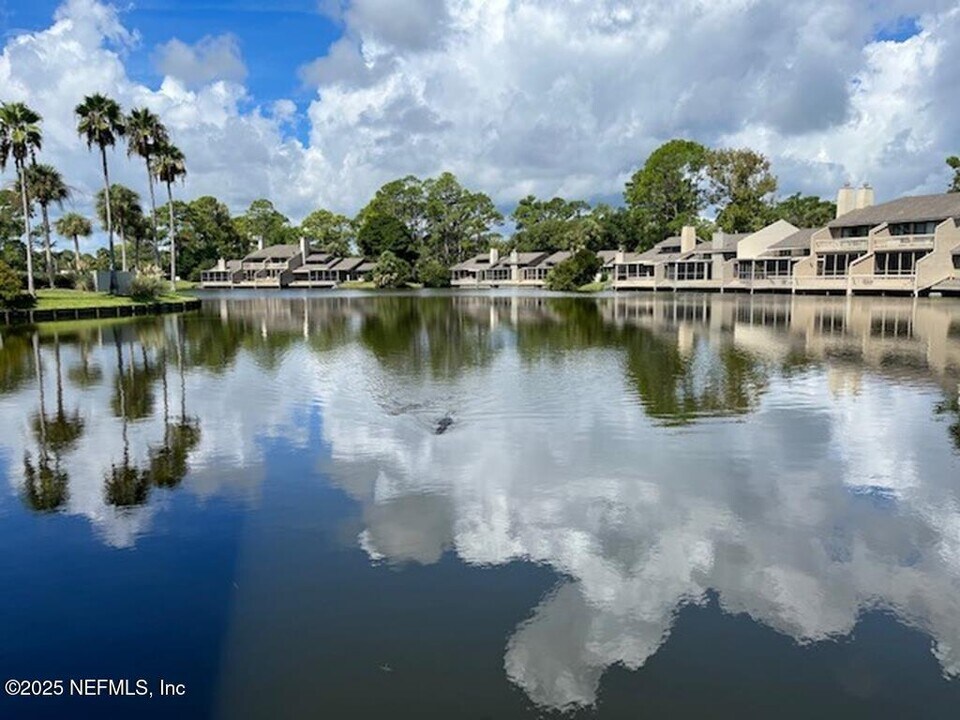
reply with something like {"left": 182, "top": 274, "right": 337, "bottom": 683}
{"left": 4, "top": 294, "right": 960, "bottom": 513}
{"left": 12, "top": 321, "right": 200, "bottom": 512}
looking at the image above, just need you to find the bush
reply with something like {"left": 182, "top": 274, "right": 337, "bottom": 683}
{"left": 544, "top": 249, "right": 602, "bottom": 291}
{"left": 127, "top": 274, "right": 166, "bottom": 302}
{"left": 372, "top": 251, "right": 412, "bottom": 289}
{"left": 415, "top": 258, "right": 451, "bottom": 288}
{"left": 0, "top": 260, "right": 24, "bottom": 307}
{"left": 53, "top": 272, "right": 77, "bottom": 289}
{"left": 78, "top": 272, "right": 96, "bottom": 292}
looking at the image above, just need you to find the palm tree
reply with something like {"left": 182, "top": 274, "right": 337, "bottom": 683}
{"left": 152, "top": 143, "right": 186, "bottom": 291}
{"left": 126, "top": 107, "right": 168, "bottom": 267}
{"left": 95, "top": 184, "right": 142, "bottom": 272}
{"left": 75, "top": 94, "right": 125, "bottom": 293}
{"left": 0, "top": 102, "right": 43, "bottom": 295}
{"left": 54, "top": 212, "right": 93, "bottom": 274}
{"left": 26, "top": 164, "right": 69, "bottom": 288}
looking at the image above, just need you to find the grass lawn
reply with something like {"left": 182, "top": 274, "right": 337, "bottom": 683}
{"left": 338, "top": 280, "right": 377, "bottom": 289}
{"left": 577, "top": 281, "right": 611, "bottom": 293}
{"left": 33, "top": 289, "right": 194, "bottom": 311}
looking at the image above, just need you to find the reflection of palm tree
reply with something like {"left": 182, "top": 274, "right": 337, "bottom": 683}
{"left": 23, "top": 452, "right": 68, "bottom": 512}
{"left": 67, "top": 334, "right": 102, "bottom": 388}
{"left": 32, "top": 333, "right": 85, "bottom": 452}
{"left": 104, "top": 332, "right": 150, "bottom": 507}
{"left": 23, "top": 332, "right": 71, "bottom": 512}
{"left": 147, "top": 339, "right": 200, "bottom": 489}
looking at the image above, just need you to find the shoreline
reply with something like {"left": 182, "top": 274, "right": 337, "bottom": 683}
{"left": 1, "top": 297, "right": 202, "bottom": 326}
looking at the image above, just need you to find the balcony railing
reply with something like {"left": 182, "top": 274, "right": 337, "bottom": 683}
{"left": 873, "top": 234, "right": 935, "bottom": 251}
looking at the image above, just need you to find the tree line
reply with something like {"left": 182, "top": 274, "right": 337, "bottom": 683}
{"left": 0, "top": 95, "right": 185, "bottom": 298}
{"left": 2, "top": 99, "right": 958, "bottom": 296}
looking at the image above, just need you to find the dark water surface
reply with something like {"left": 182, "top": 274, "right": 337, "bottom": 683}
{"left": 2, "top": 290, "right": 960, "bottom": 719}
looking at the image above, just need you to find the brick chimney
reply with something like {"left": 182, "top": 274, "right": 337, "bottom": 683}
{"left": 855, "top": 183, "right": 874, "bottom": 210}
{"left": 257, "top": 235, "right": 264, "bottom": 251}
{"left": 836, "top": 183, "right": 856, "bottom": 218}
{"left": 300, "top": 235, "right": 309, "bottom": 260}
{"left": 489, "top": 247, "right": 499, "bottom": 265}
{"left": 680, "top": 225, "right": 697, "bottom": 254}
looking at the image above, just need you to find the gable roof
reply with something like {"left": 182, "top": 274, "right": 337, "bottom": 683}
{"left": 243, "top": 243, "right": 301, "bottom": 261}
{"left": 829, "top": 194, "right": 960, "bottom": 228}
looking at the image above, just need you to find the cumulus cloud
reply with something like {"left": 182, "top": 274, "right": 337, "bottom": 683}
{"left": 152, "top": 33, "right": 248, "bottom": 87}
{"left": 1, "top": 0, "right": 959, "bottom": 243}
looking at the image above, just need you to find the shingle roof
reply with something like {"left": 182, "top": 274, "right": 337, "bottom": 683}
{"left": 768, "top": 228, "right": 816, "bottom": 251}
{"left": 596, "top": 250, "right": 618, "bottom": 265}
{"left": 829, "top": 194, "right": 960, "bottom": 228}
{"left": 540, "top": 251, "right": 572, "bottom": 267}
{"left": 452, "top": 254, "right": 491, "bottom": 271}
{"left": 495, "top": 252, "right": 549, "bottom": 268}
{"left": 243, "top": 243, "right": 301, "bottom": 261}
{"left": 330, "top": 257, "right": 365, "bottom": 272}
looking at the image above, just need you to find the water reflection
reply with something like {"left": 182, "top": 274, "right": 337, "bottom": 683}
{"left": 1, "top": 292, "right": 960, "bottom": 712}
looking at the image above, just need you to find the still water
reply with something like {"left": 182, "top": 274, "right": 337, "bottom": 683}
{"left": 1, "top": 291, "right": 960, "bottom": 719}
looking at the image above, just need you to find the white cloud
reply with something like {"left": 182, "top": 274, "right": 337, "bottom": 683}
{"left": 152, "top": 33, "right": 248, "bottom": 87}
{"left": 1, "top": 0, "right": 959, "bottom": 249}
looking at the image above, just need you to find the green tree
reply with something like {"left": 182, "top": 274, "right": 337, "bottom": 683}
{"left": 95, "top": 184, "right": 142, "bottom": 273}
{"left": 372, "top": 250, "right": 412, "bottom": 288}
{"left": 544, "top": 248, "right": 601, "bottom": 291}
{"left": 511, "top": 195, "right": 590, "bottom": 252}
{"left": 0, "top": 101, "right": 43, "bottom": 295}
{"left": 771, "top": 193, "right": 837, "bottom": 228}
{"left": 356, "top": 176, "right": 427, "bottom": 246}
{"left": 234, "top": 198, "right": 294, "bottom": 249}
{"left": 357, "top": 212, "right": 417, "bottom": 263}
{"left": 707, "top": 147, "right": 778, "bottom": 233}
{"left": 24, "top": 163, "right": 68, "bottom": 288}
{"left": 54, "top": 212, "right": 93, "bottom": 274}
{"left": 126, "top": 107, "right": 169, "bottom": 265}
{"left": 152, "top": 143, "right": 187, "bottom": 289}
{"left": 178, "top": 196, "right": 244, "bottom": 280}
{"left": 422, "top": 172, "right": 502, "bottom": 265}
{"left": 414, "top": 257, "right": 451, "bottom": 288}
{"left": 0, "top": 259, "right": 22, "bottom": 306}
{"left": 299, "top": 208, "right": 354, "bottom": 256}
{"left": 590, "top": 204, "right": 637, "bottom": 250}
{"left": 948, "top": 156, "right": 960, "bottom": 193}
{"left": 625, "top": 139, "right": 709, "bottom": 250}
{"left": 75, "top": 93, "right": 126, "bottom": 293}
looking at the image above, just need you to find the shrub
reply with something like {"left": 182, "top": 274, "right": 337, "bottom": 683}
{"left": 415, "top": 258, "right": 451, "bottom": 288}
{"left": 127, "top": 274, "right": 166, "bottom": 302}
{"left": 0, "top": 260, "right": 24, "bottom": 307}
{"left": 78, "top": 272, "right": 96, "bottom": 292}
{"left": 372, "top": 251, "right": 412, "bottom": 288}
{"left": 544, "top": 249, "right": 602, "bottom": 291}
{"left": 53, "top": 272, "right": 77, "bottom": 289}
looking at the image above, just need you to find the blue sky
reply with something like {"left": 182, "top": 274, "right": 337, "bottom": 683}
{"left": 0, "top": 0, "right": 340, "bottom": 141}
{"left": 0, "top": 0, "right": 956, "bottom": 231}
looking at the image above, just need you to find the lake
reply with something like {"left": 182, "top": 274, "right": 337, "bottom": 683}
{"left": 1, "top": 290, "right": 960, "bottom": 719}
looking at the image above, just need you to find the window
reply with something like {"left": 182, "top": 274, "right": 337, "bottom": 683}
{"left": 875, "top": 251, "right": 928, "bottom": 275}
{"left": 818, "top": 253, "right": 861, "bottom": 276}
{"left": 839, "top": 226, "right": 870, "bottom": 238}
{"left": 889, "top": 221, "right": 939, "bottom": 236}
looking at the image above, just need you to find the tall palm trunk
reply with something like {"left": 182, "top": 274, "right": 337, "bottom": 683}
{"left": 72, "top": 234, "right": 82, "bottom": 274}
{"left": 40, "top": 202, "right": 54, "bottom": 289}
{"left": 167, "top": 181, "right": 176, "bottom": 292}
{"left": 119, "top": 219, "right": 127, "bottom": 273}
{"left": 18, "top": 159, "right": 35, "bottom": 296}
{"left": 146, "top": 159, "right": 161, "bottom": 268}
{"left": 100, "top": 145, "right": 117, "bottom": 294}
